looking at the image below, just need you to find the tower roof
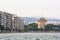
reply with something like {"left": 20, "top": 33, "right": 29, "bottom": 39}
{"left": 38, "top": 18, "right": 47, "bottom": 22}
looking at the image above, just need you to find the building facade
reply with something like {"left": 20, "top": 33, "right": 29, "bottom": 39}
{"left": 0, "top": 12, "right": 6, "bottom": 29}
{"left": 12, "top": 16, "right": 24, "bottom": 31}
{"left": 0, "top": 11, "right": 24, "bottom": 32}
{"left": 0, "top": 12, "right": 13, "bottom": 32}
{"left": 5, "top": 13, "right": 13, "bottom": 31}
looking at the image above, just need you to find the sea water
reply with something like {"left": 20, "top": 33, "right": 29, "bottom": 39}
{"left": 0, "top": 33, "right": 60, "bottom": 40}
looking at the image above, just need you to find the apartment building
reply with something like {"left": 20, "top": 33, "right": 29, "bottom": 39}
{"left": 12, "top": 15, "right": 24, "bottom": 31}
{"left": 0, "top": 11, "right": 24, "bottom": 32}
{"left": 0, "top": 12, "right": 6, "bottom": 29}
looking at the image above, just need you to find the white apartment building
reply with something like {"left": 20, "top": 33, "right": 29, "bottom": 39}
{"left": 0, "top": 11, "right": 24, "bottom": 32}
{"left": 0, "top": 12, "right": 6, "bottom": 28}
{"left": 12, "top": 16, "right": 24, "bottom": 31}
{"left": 5, "top": 13, "right": 13, "bottom": 30}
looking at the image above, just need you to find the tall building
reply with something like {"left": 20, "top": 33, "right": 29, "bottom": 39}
{"left": 5, "top": 13, "right": 13, "bottom": 31}
{"left": 0, "top": 11, "right": 24, "bottom": 32}
{"left": 0, "top": 12, "right": 6, "bottom": 29}
{"left": 38, "top": 18, "right": 47, "bottom": 29}
{"left": 0, "top": 11, "right": 13, "bottom": 32}
{"left": 12, "top": 16, "right": 24, "bottom": 31}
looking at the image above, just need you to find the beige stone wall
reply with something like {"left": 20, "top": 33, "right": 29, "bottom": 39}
{"left": 38, "top": 18, "right": 47, "bottom": 29}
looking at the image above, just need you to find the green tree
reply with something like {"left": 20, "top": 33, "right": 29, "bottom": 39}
{"left": 45, "top": 24, "right": 54, "bottom": 31}
{"left": 24, "top": 23, "right": 38, "bottom": 31}
{"left": 29, "top": 23, "right": 38, "bottom": 30}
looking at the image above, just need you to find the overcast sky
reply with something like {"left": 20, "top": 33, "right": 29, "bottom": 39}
{"left": 0, "top": 0, "right": 60, "bottom": 19}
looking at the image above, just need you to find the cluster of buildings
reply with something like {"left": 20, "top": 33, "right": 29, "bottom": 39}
{"left": 0, "top": 11, "right": 24, "bottom": 32}
{"left": 0, "top": 11, "right": 60, "bottom": 32}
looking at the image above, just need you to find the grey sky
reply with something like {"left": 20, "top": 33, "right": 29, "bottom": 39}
{"left": 0, "top": 0, "right": 60, "bottom": 18}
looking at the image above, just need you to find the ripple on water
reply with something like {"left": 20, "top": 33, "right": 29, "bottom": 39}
{"left": 0, "top": 33, "right": 60, "bottom": 40}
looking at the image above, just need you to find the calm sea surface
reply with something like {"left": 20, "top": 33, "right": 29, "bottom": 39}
{"left": 0, "top": 33, "right": 60, "bottom": 40}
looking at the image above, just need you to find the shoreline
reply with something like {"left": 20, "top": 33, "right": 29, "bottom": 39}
{"left": 0, "top": 32, "right": 60, "bottom": 34}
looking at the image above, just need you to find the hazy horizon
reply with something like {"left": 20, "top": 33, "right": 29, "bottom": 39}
{"left": 0, "top": 0, "right": 60, "bottom": 19}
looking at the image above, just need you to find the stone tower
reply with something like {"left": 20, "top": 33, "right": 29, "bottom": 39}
{"left": 38, "top": 18, "right": 47, "bottom": 29}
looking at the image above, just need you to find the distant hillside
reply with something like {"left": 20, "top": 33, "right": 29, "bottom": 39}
{"left": 21, "top": 17, "right": 60, "bottom": 24}
{"left": 21, "top": 17, "right": 38, "bottom": 22}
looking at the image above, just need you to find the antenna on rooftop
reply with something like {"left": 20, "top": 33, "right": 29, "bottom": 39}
{"left": 41, "top": 11, "right": 44, "bottom": 18}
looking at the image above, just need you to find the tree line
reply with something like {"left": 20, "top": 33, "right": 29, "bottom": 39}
{"left": 24, "top": 23, "right": 60, "bottom": 32}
